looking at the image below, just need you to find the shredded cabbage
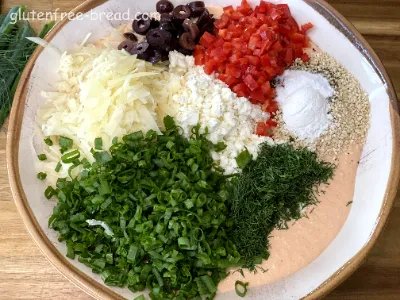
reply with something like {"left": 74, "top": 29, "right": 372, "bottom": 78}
{"left": 37, "top": 44, "right": 176, "bottom": 160}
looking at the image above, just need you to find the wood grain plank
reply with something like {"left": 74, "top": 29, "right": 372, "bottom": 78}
{"left": 364, "top": 36, "right": 400, "bottom": 96}
{"left": 0, "top": 0, "right": 54, "bottom": 13}
{"left": 328, "top": 0, "right": 400, "bottom": 21}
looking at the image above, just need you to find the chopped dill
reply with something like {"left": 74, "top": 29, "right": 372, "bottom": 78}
{"left": 228, "top": 143, "right": 335, "bottom": 270}
{"left": 232, "top": 268, "right": 245, "bottom": 278}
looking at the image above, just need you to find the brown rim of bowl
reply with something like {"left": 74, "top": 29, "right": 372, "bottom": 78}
{"left": 6, "top": 0, "right": 400, "bottom": 299}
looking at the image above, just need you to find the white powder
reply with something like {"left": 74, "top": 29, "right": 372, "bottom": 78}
{"left": 276, "top": 70, "right": 334, "bottom": 142}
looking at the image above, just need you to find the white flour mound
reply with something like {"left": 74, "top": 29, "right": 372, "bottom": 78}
{"left": 276, "top": 70, "right": 334, "bottom": 142}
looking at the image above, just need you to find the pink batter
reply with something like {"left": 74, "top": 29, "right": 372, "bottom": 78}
{"left": 218, "top": 144, "right": 362, "bottom": 292}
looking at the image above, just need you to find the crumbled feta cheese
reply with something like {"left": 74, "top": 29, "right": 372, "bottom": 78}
{"left": 169, "top": 51, "right": 195, "bottom": 75}
{"left": 168, "top": 52, "right": 274, "bottom": 174}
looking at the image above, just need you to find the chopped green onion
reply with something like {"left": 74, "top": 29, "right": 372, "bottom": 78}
{"left": 55, "top": 162, "right": 62, "bottom": 172}
{"left": 46, "top": 117, "right": 242, "bottom": 299}
{"left": 133, "top": 296, "right": 145, "bottom": 300}
{"left": 93, "top": 151, "right": 112, "bottom": 164}
{"left": 61, "top": 150, "right": 80, "bottom": 164}
{"left": 44, "top": 138, "right": 53, "bottom": 146}
{"left": 236, "top": 148, "right": 252, "bottom": 169}
{"left": 235, "top": 280, "right": 249, "bottom": 297}
{"left": 214, "top": 141, "right": 227, "bottom": 152}
{"left": 37, "top": 20, "right": 55, "bottom": 38}
{"left": 152, "top": 268, "right": 164, "bottom": 287}
{"left": 44, "top": 186, "right": 55, "bottom": 199}
{"left": 59, "top": 136, "right": 73, "bottom": 154}
{"left": 123, "top": 131, "right": 144, "bottom": 142}
{"left": 37, "top": 172, "right": 47, "bottom": 180}
{"left": 37, "top": 154, "right": 47, "bottom": 161}
{"left": 201, "top": 275, "right": 216, "bottom": 294}
{"left": 94, "top": 137, "right": 103, "bottom": 150}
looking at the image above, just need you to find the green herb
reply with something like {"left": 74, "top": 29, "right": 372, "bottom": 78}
{"left": 0, "top": 6, "right": 26, "bottom": 35}
{"left": 236, "top": 148, "right": 252, "bottom": 169}
{"left": 229, "top": 143, "right": 334, "bottom": 269}
{"left": 94, "top": 137, "right": 103, "bottom": 150}
{"left": 232, "top": 268, "right": 245, "bottom": 278}
{"left": 59, "top": 136, "right": 73, "bottom": 154}
{"left": 44, "top": 186, "right": 55, "bottom": 199}
{"left": 48, "top": 116, "right": 241, "bottom": 299}
{"left": 235, "top": 280, "right": 249, "bottom": 297}
{"left": 55, "top": 162, "right": 62, "bottom": 172}
{"left": 0, "top": 7, "right": 54, "bottom": 126}
{"left": 37, "top": 21, "right": 55, "bottom": 38}
{"left": 214, "top": 142, "right": 227, "bottom": 152}
{"left": 37, "top": 172, "right": 47, "bottom": 180}
{"left": 346, "top": 201, "right": 353, "bottom": 206}
{"left": 134, "top": 296, "right": 145, "bottom": 300}
{"left": 44, "top": 138, "right": 53, "bottom": 146}
{"left": 37, "top": 154, "right": 47, "bottom": 161}
{"left": 61, "top": 149, "right": 80, "bottom": 163}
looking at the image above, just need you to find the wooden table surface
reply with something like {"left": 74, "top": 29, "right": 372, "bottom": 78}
{"left": 1, "top": 0, "right": 400, "bottom": 299}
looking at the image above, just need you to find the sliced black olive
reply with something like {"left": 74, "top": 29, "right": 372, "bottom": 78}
{"left": 132, "top": 18, "right": 151, "bottom": 34}
{"left": 161, "top": 51, "right": 170, "bottom": 61}
{"left": 151, "top": 18, "right": 160, "bottom": 29}
{"left": 189, "top": 1, "right": 205, "bottom": 8}
{"left": 129, "top": 42, "right": 151, "bottom": 60}
{"left": 178, "top": 48, "right": 193, "bottom": 55}
{"left": 156, "top": 0, "right": 174, "bottom": 14}
{"left": 173, "top": 5, "right": 192, "bottom": 23}
{"left": 146, "top": 28, "right": 172, "bottom": 48}
{"left": 179, "top": 32, "right": 195, "bottom": 50}
{"left": 123, "top": 32, "right": 138, "bottom": 42}
{"left": 188, "top": 1, "right": 206, "bottom": 17}
{"left": 147, "top": 49, "right": 164, "bottom": 64}
{"left": 199, "top": 17, "right": 215, "bottom": 35}
{"left": 159, "top": 22, "right": 178, "bottom": 35}
{"left": 162, "top": 36, "right": 178, "bottom": 52}
{"left": 196, "top": 9, "right": 211, "bottom": 28}
{"left": 191, "top": 6, "right": 206, "bottom": 17}
{"left": 183, "top": 19, "right": 200, "bottom": 39}
{"left": 177, "top": 26, "right": 186, "bottom": 38}
{"left": 160, "top": 13, "right": 173, "bottom": 24}
{"left": 118, "top": 39, "right": 135, "bottom": 51}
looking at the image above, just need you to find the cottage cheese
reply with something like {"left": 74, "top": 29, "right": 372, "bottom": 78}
{"left": 168, "top": 52, "right": 273, "bottom": 174}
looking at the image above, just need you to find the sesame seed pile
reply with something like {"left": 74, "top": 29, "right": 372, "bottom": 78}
{"left": 273, "top": 52, "right": 370, "bottom": 158}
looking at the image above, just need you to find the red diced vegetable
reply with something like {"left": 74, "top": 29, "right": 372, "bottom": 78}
{"left": 193, "top": 0, "right": 312, "bottom": 122}
{"left": 256, "top": 122, "right": 268, "bottom": 136}
{"left": 226, "top": 64, "right": 242, "bottom": 78}
{"left": 200, "top": 32, "right": 217, "bottom": 47}
{"left": 194, "top": 53, "right": 204, "bottom": 65}
{"left": 204, "top": 60, "right": 218, "bottom": 74}
{"left": 301, "top": 22, "right": 314, "bottom": 34}
{"left": 291, "top": 32, "right": 305, "bottom": 43}
{"left": 243, "top": 74, "right": 259, "bottom": 91}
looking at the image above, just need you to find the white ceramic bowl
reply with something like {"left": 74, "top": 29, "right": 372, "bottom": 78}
{"left": 7, "top": 0, "right": 400, "bottom": 299}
